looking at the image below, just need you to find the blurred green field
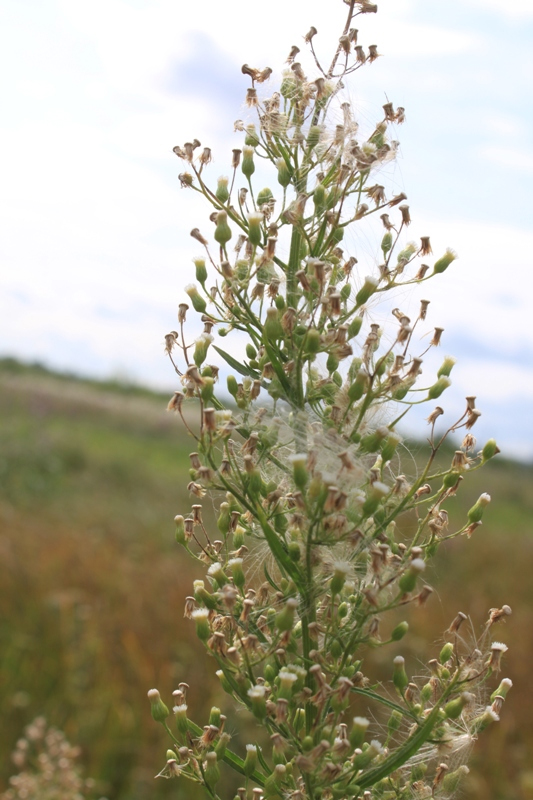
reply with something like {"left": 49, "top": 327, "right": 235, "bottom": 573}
{"left": 1, "top": 357, "right": 532, "bottom": 800}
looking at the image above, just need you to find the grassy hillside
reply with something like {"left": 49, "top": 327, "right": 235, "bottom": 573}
{"left": 1, "top": 358, "right": 532, "bottom": 800}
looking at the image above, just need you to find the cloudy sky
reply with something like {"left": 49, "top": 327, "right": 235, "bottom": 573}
{"left": 2, "top": 0, "right": 532, "bottom": 458}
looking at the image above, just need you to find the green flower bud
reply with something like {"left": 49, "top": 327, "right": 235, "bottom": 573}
{"left": 398, "top": 558, "right": 425, "bottom": 594}
{"left": 209, "top": 706, "right": 221, "bottom": 727}
{"left": 147, "top": 688, "right": 169, "bottom": 723}
{"left": 444, "top": 691, "right": 473, "bottom": 720}
{"left": 306, "top": 125, "right": 321, "bottom": 150}
{"left": 443, "top": 765, "right": 469, "bottom": 794}
{"left": 352, "top": 740, "right": 383, "bottom": 770}
{"left": 215, "top": 732, "right": 231, "bottom": 761}
{"left": 216, "top": 669, "right": 232, "bottom": 693}
{"left": 275, "top": 597, "right": 298, "bottom": 632}
{"left": 185, "top": 284, "right": 207, "bottom": 313}
{"left": 327, "top": 352, "right": 339, "bottom": 373}
{"left": 193, "top": 579, "right": 218, "bottom": 609}
{"left": 396, "top": 242, "right": 417, "bottom": 264}
{"left": 244, "top": 743, "right": 258, "bottom": 776}
{"left": 387, "top": 709, "right": 403, "bottom": 734}
{"left": 194, "top": 334, "right": 213, "bottom": 367}
{"left": 340, "top": 283, "right": 351, "bottom": 301}
{"left": 391, "top": 621, "right": 409, "bottom": 641}
{"left": 443, "top": 470, "right": 460, "bottom": 488}
{"left": 200, "top": 376, "right": 214, "bottom": 403}
{"left": 192, "top": 608, "right": 211, "bottom": 641}
{"left": 290, "top": 453, "right": 308, "bottom": 490}
{"left": 247, "top": 211, "right": 263, "bottom": 247}
{"left": 194, "top": 257, "right": 208, "bottom": 285}
{"left": 204, "top": 751, "right": 220, "bottom": 787}
{"left": 348, "top": 368, "right": 369, "bottom": 402}
{"left": 264, "top": 764, "right": 286, "bottom": 796}
{"left": 348, "top": 315, "right": 363, "bottom": 338}
{"left": 245, "top": 124, "right": 260, "bottom": 146}
{"left": 381, "top": 431, "right": 402, "bottom": 463}
{"left": 490, "top": 678, "right": 512, "bottom": 703}
{"left": 330, "top": 639, "right": 343, "bottom": 659}
{"left": 439, "top": 642, "right": 454, "bottom": 664}
{"left": 420, "top": 682, "right": 432, "bottom": 702}
{"left": 174, "top": 702, "right": 189, "bottom": 734}
{"left": 393, "top": 656, "right": 409, "bottom": 693}
{"left": 242, "top": 145, "right": 255, "bottom": 178}
{"left": 433, "top": 248, "right": 457, "bottom": 274}
{"left": 227, "top": 374, "right": 239, "bottom": 397}
{"left": 381, "top": 231, "right": 393, "bottom": 256}
{"left": 277, "top": 669, "right": 298, "bottom": 700}
{"left": 214, "top": 210, "right": 232, "bottom": 246}
{"left": 482, "top": 438, "right": 500, "bottom": 463}
{"left": 215, "top": 176, "right": 229, "bottom": 203}
{"left": 437, "top": 356, "right": 456, "bottom": 378}
{"left": 428, "top": 376, "right": 451, "bottom": 399}
{"left": 349, "top": 716, "right": 370, "bottom": 749}
{"left": 467, "top": 493, "right": 491, "bottom": 524}
{"left": 304, "top": 328, "right": 321, "bottom": 355}
{"left": 228, "top": 557, "right": 245, "bottom": 589}
{"left": 276, "top": 157, "right": 291, "bottom": 187}
{"left": 264, "top": 306, "right": 283, "bottom": 341}
{"left": 257, "top": 186, "right": 274, "bottom": 207}
{"left": 362, "top": 481, "right": 389, "bottom": 516}
{"left": 471, "top": 707, "right": 499, "bottom": 734}
{"left": 293, "top": 708, "right": 306, "bottom": 734}
{"left": 360, "top": 426, "right": 389, "bottom": 454}
{"left": 313, "top": 183, "right": 327, "bottom": 209}
{"left": 330, "top": 562, "right": 350, "bottom": 597}
{"left": 216, "top": 503, "right": 230, "bottom": 536}
{"left": 232, "top": 525, "right": 245, "bottom": 548}
{"left": 355, "top": 275, "right": 379, "bottom": 306}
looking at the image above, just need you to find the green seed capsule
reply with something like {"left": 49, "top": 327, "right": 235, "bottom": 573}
{"left": 214, "top": 210, "right": 232, "bottom": 246}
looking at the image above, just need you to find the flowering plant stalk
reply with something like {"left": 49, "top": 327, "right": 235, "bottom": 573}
{"left": 150, "top": 2, "right": 511, "bottom": 798}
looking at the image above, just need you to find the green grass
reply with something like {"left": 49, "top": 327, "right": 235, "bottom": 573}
{"left": 0, "top": 357, "right": 531, "bottom": 800}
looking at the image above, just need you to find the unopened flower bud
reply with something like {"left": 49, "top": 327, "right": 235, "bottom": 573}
{"left": 428, "top": 376, "right": 451, "bottom": 399}
{"left": 192, "top": 608, "right": 211, "bottom": 641}
{"left": 392, "top": 656, "right": 408, "bottom": 693}
{"left": 242, "top": 145, "right": 255, "bottom": 178}
{"left": 350, "top": 716, "right": 370, "bottom": 749}
{"left": 244, "top": 744, "right": 257, "bottom": 776}
{"left": 398, "top": 558, "right": 425, "bottom": 594}
{"left": 433, "top": 248, "right": 457, "bottom": 274}
{"left": 481, "top": 438, "right": 500, "bottom": 463}
{"left": 355, "top": 276, "right": 379, "bottom": 306}
{"left": 185, "top": 284, "right": 207, "bottom": 313}
{"left": 391, "top": 621, "right": 409, "bottom": 641}
{"left": 275, "top": 597, "right": 298, "bottom": 632}
{"left": 444, "top": 691, "right": 473, "bottom": 720}
{"left": 216, "top": 176, "right": 229, "bottom": 203}
{"left": 439, "top": 642, "right": 454, "bottom": 664}
{"left": 247, "top": 211, "right": 263, "bottom": 247}
{"left": 467, "top": 493, "right": 491, "bottom": 524}
{"left": 290, "top": 453, "right": 308, "bottom": 490}
{"left": 147, "top": 688, "right": 169, "bottom": 723}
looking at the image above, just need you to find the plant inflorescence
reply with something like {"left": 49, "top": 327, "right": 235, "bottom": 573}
{"left": 150, "top": 2, "right": 511, "bottom": 798}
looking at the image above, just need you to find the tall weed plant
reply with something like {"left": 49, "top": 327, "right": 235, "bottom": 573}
{"left": 151, "top": 2, "right": 511, "bottom": 798}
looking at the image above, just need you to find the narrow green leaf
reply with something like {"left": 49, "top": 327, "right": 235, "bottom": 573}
{"left": 213, "top": 346, "right": 258, "bottom": 378}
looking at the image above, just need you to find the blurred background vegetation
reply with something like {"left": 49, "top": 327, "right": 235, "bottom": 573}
{"left": 1, "top": 357, "right": 532, "bottom": 800}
